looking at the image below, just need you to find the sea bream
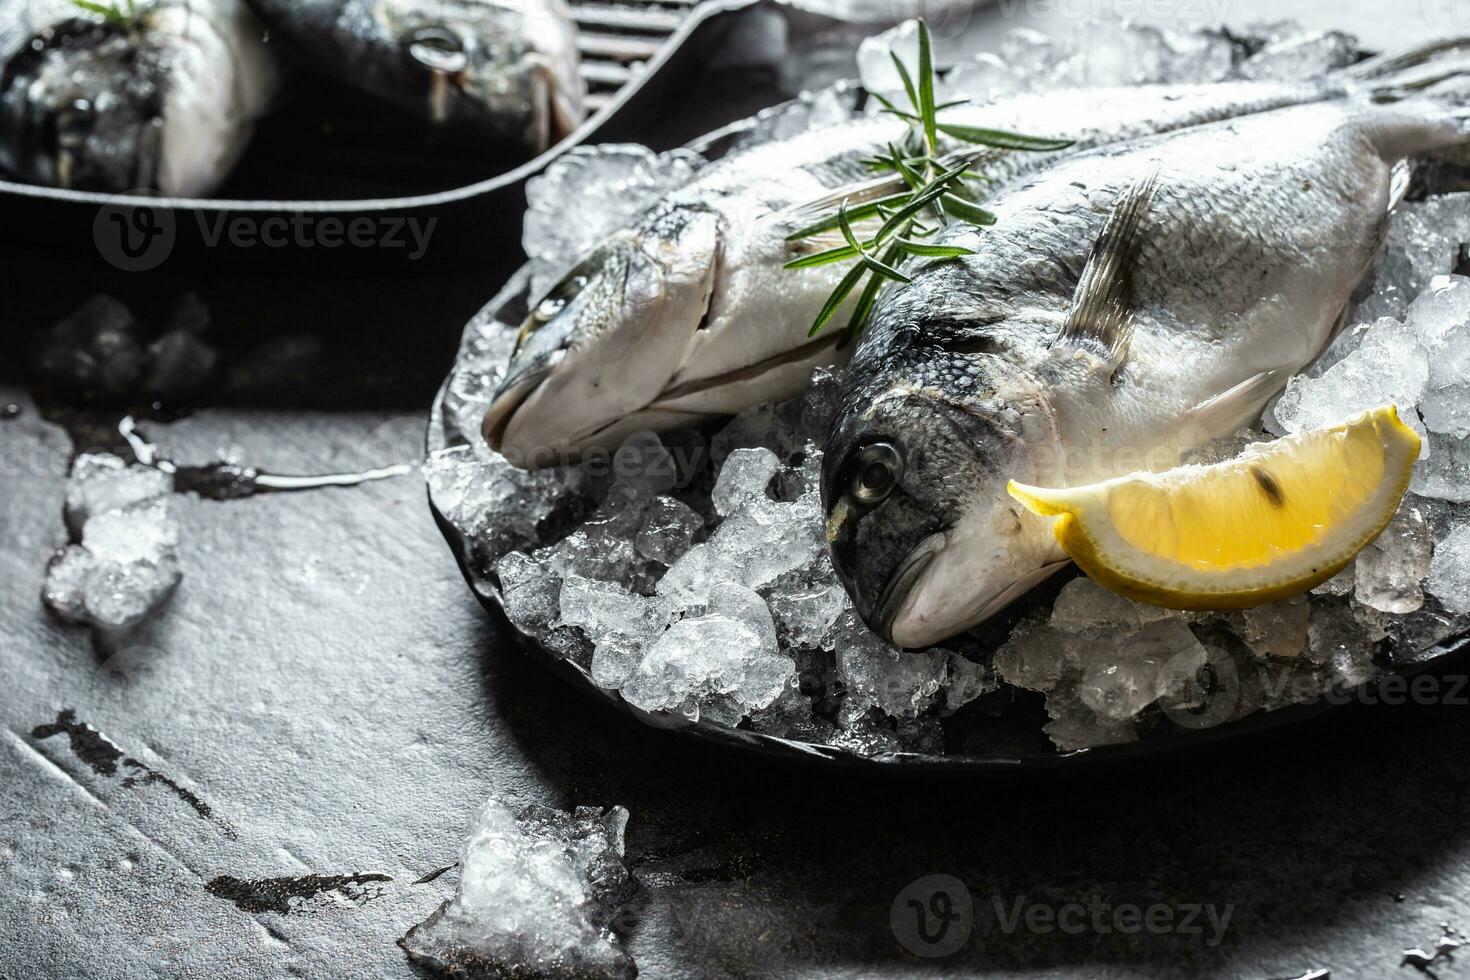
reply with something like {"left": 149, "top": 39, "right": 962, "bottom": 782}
{"left": 246, "top": 0, "right": 583, "bottom": 152}
{"left": 821, "top": 92, "right": 1470, "bottom": 649}
{"left": 0, "top": 0, "right": 279, "bottom": 196}
{"left": 482, "top": 42, "right": 1469, "bottom": 468}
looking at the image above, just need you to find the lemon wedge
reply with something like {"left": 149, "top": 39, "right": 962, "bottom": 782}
{"left": 1007, "top": 406, "right": 1421, "bottom": 609}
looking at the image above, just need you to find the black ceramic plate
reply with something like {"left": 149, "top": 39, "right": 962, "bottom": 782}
{"left": 426, "top": 268, "right": 1470, "bottom": 771}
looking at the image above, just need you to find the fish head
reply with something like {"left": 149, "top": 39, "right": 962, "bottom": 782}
{"left": 0, "top": 19, "right": 166, "bottom": 191}
{"left": 483, "top": 204, "right": 720, "bottom": 467}
{"left": 822, "top": 349, "right": 1065, "bottom": 648}
{"left": 388, "top": 0, "right": 583, "bottom": 148}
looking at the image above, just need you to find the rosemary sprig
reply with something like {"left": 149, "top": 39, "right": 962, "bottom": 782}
{"left": 784, "top": 19, "right": 1073, "bottom": 346}
{"left": 73, "top": 0, "right": 142, "bottom": 26}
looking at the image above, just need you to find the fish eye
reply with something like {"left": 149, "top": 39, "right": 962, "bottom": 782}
{"left": 848, "top": 442, "right": 903, "bottom": 507}
{"left": 405, "top": 26, "right": 467, "bottom": 72}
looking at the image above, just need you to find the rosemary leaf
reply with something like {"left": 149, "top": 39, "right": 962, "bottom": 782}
{"left": 808, "top": 262, "right": 869, "bottom": 337}
{"left": 935, "top": 124, "right": 1075, "bottom": 152}
{"left": 917, "top": 21, "right": 938, "bottom": 152}
{"left": 940, "top": 193, "right": 997, "bottom": 225}
{"left": 895, "top": 238, "right": 974, "bottom": 257}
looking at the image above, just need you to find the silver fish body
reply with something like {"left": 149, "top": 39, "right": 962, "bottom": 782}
{"left": 822, "top": 96, "right": 1468, "bottom": 648}
{"left": 483, "top": 46, "right": 1461, "bottom": 467}
{"left": 247, "top": 0, "right": 583, "bottom": 151}
{"left": 0, "top": 0, "right": 279, "bottom": 196}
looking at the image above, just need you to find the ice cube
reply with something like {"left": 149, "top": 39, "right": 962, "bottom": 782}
{"left": 1270, "top": 317, "right": 1429, "bottom": 436}
{"left": 634, "top": 496, "right": 701, "bottom": 566}
{"left": 1074, "top": 619, "right": 1209, "bottom": 722}
{"left": 612, "top": 431, "right": 677, "bottom": 499}
{"left": 763, "top": 557, "right": 849, "bottom": 649}
{"left": 400, "top": 798, "right": 636, "bottom": 980}
{"left": 82, "top": 554, "right": 182, "bottom": 630}
{"left": 82, "top": 499, "right": 178, "bottom": 566}
{"left": 1236, "top": 29, "right": 1356, "bottom": 80}
{"left": 556, "top": 574, "right": 663, "bottom": 642}
{"left": 496, "top": 552, "right": 562, "bottom": 637}
{"left": 1044, "top": 690, "right": 1137, "bottom": 752}
{"left": 945, "top": 654, "right": 996, "bottom": 712}
{"left": 41, "top": 546, "right": 95, "bottom": 623}
{"left": 619, "top": 612, "right": 794, "bottom": 721}
{"left": 1408, "top": 276, "right": 1470, "bottom": 438}
{"left": 64, "top": 453, "right": 173, "bottom": 537}
{"left": 523, "top": 145, "right": 704, "bottom": 298}
{"left": 1240, "top": 595, "right": 1311, "bottom": 658}
{"left": 942, "top": 53, "right": 1023, "bottom": 106}
{"left": 1049, "top": 577, "right": 1171, "bottom": 633}
{"left": 1411, "top": 431, "right": 1470, "bottom": 502}
{"left": 426, "top": 446, "right": 593, "bottom": 565}
{"left": 34, "top": 294, "right": 145, "bottom": 398}
{"left": 145, "top": 329, "right": 219, "bottom": 399}
{"left": 993, "top": 617, "right": 1072, "bottom": 694}
{"left": 826, "top": 610, "right": 946, "bottom": 721}
{"left": 1355, "top": 505, "right": 1432, "bottom": 614}
{"left": 711, "top": 447, "right": 780, "bottom": 517}
{"left": 855, "top": 20, "right": 921, "bottom": 104}
{"left": 1427, "top": 522, "right": 1470, "bottom": 614}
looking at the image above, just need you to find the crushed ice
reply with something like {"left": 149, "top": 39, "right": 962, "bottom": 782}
{"left": 400, "top": 798, "right": 636, "bottom": 980}
{"left": 428, "top": 21, "right": 1470, "bottom": 756}
{"left": 44, "top": 453, "right": 182, "bottom": 632}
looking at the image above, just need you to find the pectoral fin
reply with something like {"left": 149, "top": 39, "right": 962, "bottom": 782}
{"left": 1050, "top": 168, "right": 1160, "bottom": 376}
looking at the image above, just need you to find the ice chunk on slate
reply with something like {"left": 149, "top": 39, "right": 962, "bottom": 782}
{"left": 619, "top": 608, "right": 795, "bottom": 724}
{"left": 1375, "top": 194, "right": 1470, "bottom": 302}
{"left": 64, "top": 452, "right": 173, "bottom": 536}
{"left": 1408, "top": 276, "right": 1470, "bottom": 438}
{"left": 633, "top": 496, "right": 701, "bottom": 566}
{"left": 44, "top": 455, "right": 182, "bottom": 632}
{"left": 1270, "top": 317, "right": 1428, "bottom": 436}
{"left": 41, "top": 546, "right": 94, "bottom": 622}
{"left": 711, "top": 447, "right": 780, "bottom": 517}
{"left": 826, "top": 610, "right": 947, "bottom": 723}
{"left": 1427, "top": 522, "right": 1470, "bottom": 615}
{"left": 400, "top": 798, "right": 635, "bottom": 980}
{"left": 523, "top": 145, "right": 704, "bottom": 298}
{"left": 1355, "top": 505, "right": 1432, "bottom": 614}
{"left": 35, "top": 295, "right": 146, "bottom": 398}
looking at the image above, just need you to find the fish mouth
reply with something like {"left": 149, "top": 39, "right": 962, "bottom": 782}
{"left": 872, "top": 537, "right": 942, "bottom": 644}
{"left": 888, "top": 557, "right": 1071, "bottom": 648}
{"left": 482, "top": 351, "right": 561, "bottom": 461}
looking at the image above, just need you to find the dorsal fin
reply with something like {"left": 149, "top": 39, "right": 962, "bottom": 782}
{"left": 1051, "top": 168, "right": 1160, "bottom": 375}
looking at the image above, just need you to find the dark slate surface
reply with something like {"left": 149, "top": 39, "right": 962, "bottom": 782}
{"left": 4, "top": 4, "right": 1470, "bottom": 978}
{"left": 4, "top": 381, "right": 1470, "bottom": 980}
